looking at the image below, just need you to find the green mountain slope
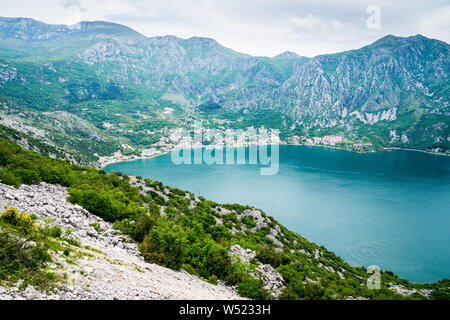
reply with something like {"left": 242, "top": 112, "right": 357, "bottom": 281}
{"left": 0, "top": 17, "right": 448, "bottom": 159}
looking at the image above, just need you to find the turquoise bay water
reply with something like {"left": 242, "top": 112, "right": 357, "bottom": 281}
{"left": 105, "top": 146, "right": 450, "bottom": 283}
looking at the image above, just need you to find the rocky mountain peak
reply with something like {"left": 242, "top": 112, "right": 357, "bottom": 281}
{"left": 273, "top": 51, "right": 302, "bottom": 59}
{"left": 70, "top": 20, "right": 144, "bottom": 37}
{"left": 0, "top": 16, "right": 144, "bottom": 40}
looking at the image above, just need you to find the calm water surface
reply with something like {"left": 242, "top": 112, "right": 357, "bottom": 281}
{"left": 105, "top": 146, "right": 450, "bottom": 283}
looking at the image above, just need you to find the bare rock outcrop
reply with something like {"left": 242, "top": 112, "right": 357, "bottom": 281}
{"left": 229, "top": 245, "right": 285, "bottom": 298}
{"left": 0, "top": 182, "right": 243, "bottom": 300}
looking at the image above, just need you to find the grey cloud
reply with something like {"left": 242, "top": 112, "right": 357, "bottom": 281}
{"left": 60, "top": 0, "right": 83, "bottom": 10}
{"left": 104, "top": 12, "right": 161, "bottom": 24}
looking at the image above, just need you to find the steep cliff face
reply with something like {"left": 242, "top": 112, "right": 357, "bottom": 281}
{"left": 278, "top": 35, "right": 449, "bottom": 117}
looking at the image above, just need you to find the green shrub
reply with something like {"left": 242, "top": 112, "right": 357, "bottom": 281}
{"left": 304, "top": 282, "right": 325, "bottom": 300}
{"left": 1, "top": 208, "right": 38, "bottom": 233}
{"left": 13, "top": 168, "right": 41, "bottom": 185}
{"left": 133, "top": 213, "right": 157, "bottom": 242}
{"left": 255, "top": 245, "right": 282, "bottom": 268}
{"left": 185, "top": 234, "right": 230, "bottom": 279}
{"left": 16, "top": 213, "right": 39, "bottom": 233}
{"left": 44, "top": 225, "right": 62, "bottom": 238}
{"left": 0, "top": 170, "right": 22, "bottom": 187}
{"left": 90, "top": 223, "right": 104, "bottom": 233}
{"left": 241, "top": 216, "right": 257, "bottom": 229}
{"left": 2, "top": 207, "right": 19, "bottom": 222}
{"left": 66, "top": 238, "right": 80, "bottom": 247}
{"left": 139, "top": 218, "right": 188, "bottom": 270}
{"left": 0, "top": 231, "right": 54, "bottom": 289}
{"left": 208, "top": 275, "right": 218, "bottom": 285}
{"left": 69, "top": 189, "right": 117, "bottom": 221}
{"left": 211, "top": 225, "right": 232, "bottom": 241}
{"left": 237, "top": 275, "right": 269, "bottom": 300}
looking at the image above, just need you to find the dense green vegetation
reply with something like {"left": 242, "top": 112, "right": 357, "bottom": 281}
{"left": 0, "top": 139, "right": 269, "bottom": 298}
{"left": 0, "top": 207, "right": 76, "bottom": 291}
{"left": 0, "top": 138, "right": 448, "bottom": 300}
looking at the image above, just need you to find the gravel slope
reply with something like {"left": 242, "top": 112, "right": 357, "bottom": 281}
{"left": 0, "top": 182, "right": 243, "bottom": 300}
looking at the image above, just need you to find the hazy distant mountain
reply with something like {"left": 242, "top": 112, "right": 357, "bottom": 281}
{"left": 0, "top": 16, "right": 448, "bottom": 155}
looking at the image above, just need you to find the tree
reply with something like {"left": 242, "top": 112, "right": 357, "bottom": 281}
{"left": 139, "top": 218, "right": 188, "bottom": 270}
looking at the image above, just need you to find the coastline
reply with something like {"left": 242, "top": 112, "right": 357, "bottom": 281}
{"left": 100, "top": 151, "right": 170, "bottom": 169}
{"left": 100, "top": 141, "right": 282, "bottom": 169}
{"left": 382, "top": 147, "right": 450, "bottom": 157}
{"left": 302, "top": 144, "right": 449, "bottom": 157}
{"left": 100, "top": 143, "right": 449, "bottom": 169}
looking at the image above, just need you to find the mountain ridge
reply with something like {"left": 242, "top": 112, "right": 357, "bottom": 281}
{"left": 0, "top": 16, "right": 145, "bottom": 40}
{"left": 0, "top": 16, "right": 448, "bottom": 161}
{"left": 2, "top": 16, "right": 448, "bottom": 57}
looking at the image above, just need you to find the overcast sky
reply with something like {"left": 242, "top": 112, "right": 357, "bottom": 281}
{"left": 0, "top": 0, "right": 448, "bottom": 57}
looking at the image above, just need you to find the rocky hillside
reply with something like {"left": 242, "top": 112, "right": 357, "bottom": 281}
{"left": 0, "top": 181, "right": 439, "bottom": 301}
{"left": 0, "top": 182, "right": 243, "bottom": 300}
{"left": 1, "top": 139, "right": 449, "bottom": 300}
{"left": 0, "top": 17, "right": 448, "bottom": 155}
{"left": 0, "top": 97, "right": 118, "bottom": 165}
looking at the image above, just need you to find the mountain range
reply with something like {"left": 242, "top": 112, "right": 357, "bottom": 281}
{"left": 0, "top": 16, "right": 449, "bottom": 302}
{"left": 0, "top": 16, "right": 449, "bottom": 162}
